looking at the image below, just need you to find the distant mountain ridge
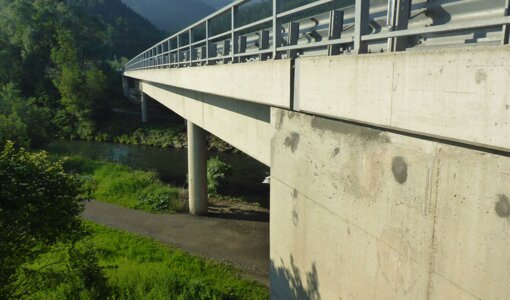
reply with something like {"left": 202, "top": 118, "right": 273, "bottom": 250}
{"left": 120, "top": 0, "right": 220, "bottom": 32}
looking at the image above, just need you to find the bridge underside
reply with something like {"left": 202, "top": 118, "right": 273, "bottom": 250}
{"left": 124, "top": 44, "right": 510, "bottom": 299}
{"left": 140, "top": 81, "right": 271, "bottom": 166}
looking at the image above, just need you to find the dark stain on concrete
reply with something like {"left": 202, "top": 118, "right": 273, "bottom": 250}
{"left": 284, "top": 132, "right": 300, "bottom": 153}
{"left": 475, "top": 69, "right": 487, "bottom": 84}
{"left": 505, "top": 104, "right": 509, "bottom": 111}
{"left": 288, "top": 111, "right": 296, "bottom": 119}
{"left": 310, "top": 116, "right": 390, "bottom": 143}
{"left": 274, "top": 110, "right": 285, "bottom": 130}
{"left": 292, "top": 189, "right": 298, "bottom": 199}
{"left": 391, "top": 156, "right": 408, "bottom": 184}
{"left": 495, "top": 194, "right": 510, "bottom": 218}
{"left": 332, "top": 147, "right": 340, "bottom": 158}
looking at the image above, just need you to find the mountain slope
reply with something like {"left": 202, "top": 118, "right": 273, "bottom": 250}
{"left": 120, "top": 0, "right": 215, "bottom": 32}
{"left": 84, "top": 0, "right": 164, "bottom": 58}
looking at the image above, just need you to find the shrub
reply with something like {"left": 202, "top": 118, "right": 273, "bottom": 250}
{"left": 207, "top": 156, "right": 233, "bottom": 196}
{"left": 0, "top": 142, "right": 109, "bottom": 299}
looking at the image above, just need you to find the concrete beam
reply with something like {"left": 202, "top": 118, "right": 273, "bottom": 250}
{"left": 140, "top": 81, "right": 271, "bottom": 166}
{"left": 125, "top": 59, "right": 292, "bottom": 108}
{"left": 294, "top": 45, "right": 510, "bottom": 153}
{"left": 187, "top": 121, "right": 208, "bottom": 215}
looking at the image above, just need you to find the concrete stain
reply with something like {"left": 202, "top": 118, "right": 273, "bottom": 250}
{"left": 391, "top": 156, "right": 408, "bottom": 184}
{"left": 292, "top": 189, "right": 298, "bottom": 199}
{"left": 310, "top": 116, "right": 390, "bottom": 143}
{"left": 505, "top": 104, "right": 509, "bottom": 111}
{"left": 284, "top": 132, "right": 300, "bottom": 153}
{"left": 288, "top": 111, "right": 296, "bottom": 119}
{"left": 495, "top": 194, "right": 510, "bottom": 218}
{"left": 332, "top": 147, "right": 340, "bottom": 158}
{"left": 475, "top": 69, "right": 487, "bottom": 84}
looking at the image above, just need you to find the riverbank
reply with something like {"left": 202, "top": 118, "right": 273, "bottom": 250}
{"left": 43, "top": 140, "right": 270, "bottom": 208}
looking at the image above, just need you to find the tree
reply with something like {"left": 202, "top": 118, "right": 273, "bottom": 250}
{"left": 0, "top": 141, "right": 109, "bottom": 299}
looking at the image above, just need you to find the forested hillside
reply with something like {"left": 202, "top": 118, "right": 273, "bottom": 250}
{"left": 0, "top": 0, "right": 163, "bottom": 147}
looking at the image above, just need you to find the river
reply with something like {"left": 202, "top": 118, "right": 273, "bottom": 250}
{"left": 42, "top": 140, "right": 270, "bottom": 208}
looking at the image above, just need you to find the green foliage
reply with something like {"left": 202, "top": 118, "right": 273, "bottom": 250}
{"left": 207, "top": 156, "right": 233, "bottom": 196}
{"left": 0, "top": 141, "right": 109, "bottom": 299}
{"left": 0, "top": 84, "right": 52, "bottom": 147}
{"left": 84, "top": 222, "right": 268, "bottom": 299}
{"left": 62, "top": 156, "right": 185, "bottom": 213}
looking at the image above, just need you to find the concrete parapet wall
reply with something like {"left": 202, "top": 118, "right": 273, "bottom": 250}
{"left": 125, "top": 60, "right": 292, "bottom": 108}
{"left": 295, "top": 45, "right": 510, "bottom": 153}
{"left": 270, "top": 108, "right": 510, "bottom": 299}
{"left": 140, "top": 81, "right": 271, "bottom": 166}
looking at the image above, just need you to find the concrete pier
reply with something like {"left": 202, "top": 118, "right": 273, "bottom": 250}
{"left": 187, "top": 121, "right": 208, "bottom": 215}
{"left": 141, "top": 92, "right": 148, "bottom": 123}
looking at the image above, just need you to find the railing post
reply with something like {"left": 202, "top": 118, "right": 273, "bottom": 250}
{"left": 387, "top": 0, "right": 411, "bottom": 51}
{"left": 239, "top": 35, "right": 247, "bottom": 62}
{"left": 503, "top": 0, "right": 509, "bottom": 45}
{"left": 287, "top": 22, "right": 300, "bottom": 59}
{"left": 328, "top": 10, "right": 344, "bottom": 56}
{"left": 259, "top": 30, "right": 270, "bottom": 61}
{"left": 206, "top": 19, "right": 211, "bottom": 64}
{"left": 354, "top": 0, "right": 370, "bottom": 54}
{"left": 272, "top": 0, "right": 282, "bottom": 59}
{"left": 177, "top": 35, "right": 181, "bottom": 67}
{"left": 189, "top": 28, "right": 193, "bottom": 66}
{"left": 223, "top": 40, "right": 230, "bottom": 64}
{"left": 231, "top": 6, "right": 239, "bottom": 63}
{"left": 167, "top": 40, "right": 172, "bottom": 67}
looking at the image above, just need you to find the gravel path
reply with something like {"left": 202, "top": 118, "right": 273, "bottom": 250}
{"left": 82, "top": 200, "right": 269, "bottom": 285}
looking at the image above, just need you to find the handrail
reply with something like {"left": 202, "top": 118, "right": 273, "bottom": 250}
{"left": 124, "top": 0, "right": 510, "bottom": 71}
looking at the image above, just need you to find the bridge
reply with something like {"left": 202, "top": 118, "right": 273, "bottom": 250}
{"left": 122, "top": 0, "right": 510, "bottom": 298}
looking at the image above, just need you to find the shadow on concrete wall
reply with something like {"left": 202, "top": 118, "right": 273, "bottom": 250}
{"left": 270, "top": 255, "right": 321, "bottom": 300}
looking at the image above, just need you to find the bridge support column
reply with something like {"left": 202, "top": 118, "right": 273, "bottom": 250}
{"left": 141, "top": 93, "right": 148, "bottom": 123}
{"left": 121, "top": 77, "right": 129, "bottom": 98}
{"left": 187, "top": 121, "right": 208, "bottom": 215}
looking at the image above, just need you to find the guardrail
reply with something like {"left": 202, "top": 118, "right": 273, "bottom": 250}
{"left": 124, "top": 0, "right": 510, "bottom": 71}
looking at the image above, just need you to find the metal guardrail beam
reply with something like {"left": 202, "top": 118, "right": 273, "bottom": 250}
{"left": 124, "top": 0, "right": 510, "bottom": 71}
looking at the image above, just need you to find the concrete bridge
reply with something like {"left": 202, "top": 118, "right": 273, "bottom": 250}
{"left": 122, "top": 0, "right": 510, "bottom": 298}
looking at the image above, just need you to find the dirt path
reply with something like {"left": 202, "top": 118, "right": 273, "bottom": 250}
{"left": 82, "top": 200, "right": 269, "bottom": 285}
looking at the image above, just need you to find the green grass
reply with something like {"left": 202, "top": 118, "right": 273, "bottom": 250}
{"left": 32, "top": 222, "right": 269, "bottom": 299}
{"left": 60, "top": 155, "right": 185, "bottom": 213}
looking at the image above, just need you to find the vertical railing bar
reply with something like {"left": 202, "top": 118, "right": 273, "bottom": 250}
{"left": 272, "top": 0, "right": 282, "bottom": 59}
{"left": 354, "top": 0, "right": 370, "bottom": 53}
{"left": 259, "top": 30, "right": 270, "bottom": 61}
{"left": 189, "top": 28, "right": 193, "bottom": 66}
{"left": 288, "top": 22, "right": 300, "bottom": 59}
{"left": 231, "top": 6, "right": 239, "bottom": 63}
{"left": 177, "top": 35, "right": 181, "bottom": 67}
{"left": 206, "top": 19, "right": 210, "bottom": 63}
{"left": 503, "top": 0, "right": 510, "bottom": 44}
{"left": 328, "top": 10, "right": 344, "bottom": 56}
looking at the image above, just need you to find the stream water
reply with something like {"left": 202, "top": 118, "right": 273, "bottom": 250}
{"left": 42, "top": 140, "right": 270, "bottom": 208}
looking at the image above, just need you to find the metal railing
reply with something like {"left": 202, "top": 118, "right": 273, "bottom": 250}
{"left": 124, "top": 0, "right": 510, "bottom": 71}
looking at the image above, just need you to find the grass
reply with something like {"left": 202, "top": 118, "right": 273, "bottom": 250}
{"left": 60, "top": 155, "right": 186, "bottom": 213}
{"left": 32, "top": 222, "right": 269, "bottom": 299}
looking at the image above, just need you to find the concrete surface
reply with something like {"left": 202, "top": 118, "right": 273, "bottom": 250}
{"left": 294, "top": 45, "right": 510, "bottom": 152}
{"left": 125, "top": 59, "right": 292, "bottom": 108}
{"left": 270, "top": 108, "right": 510, "bottom": 300}
{"left": 140, "top": 81, "right": 271, "bottom": 166}
{"left": 83, "top": 200, "right": 270, "bottom": 285}
{"left": 187, "top": 121, "right": 208, "bottom": 215}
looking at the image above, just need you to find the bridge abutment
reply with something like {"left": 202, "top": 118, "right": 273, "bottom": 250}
{"left": 270, "top": 108, "right": 510, "bottom": 299}
{"left": 187, "top": 120, "right": 208, "bottom": 216}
